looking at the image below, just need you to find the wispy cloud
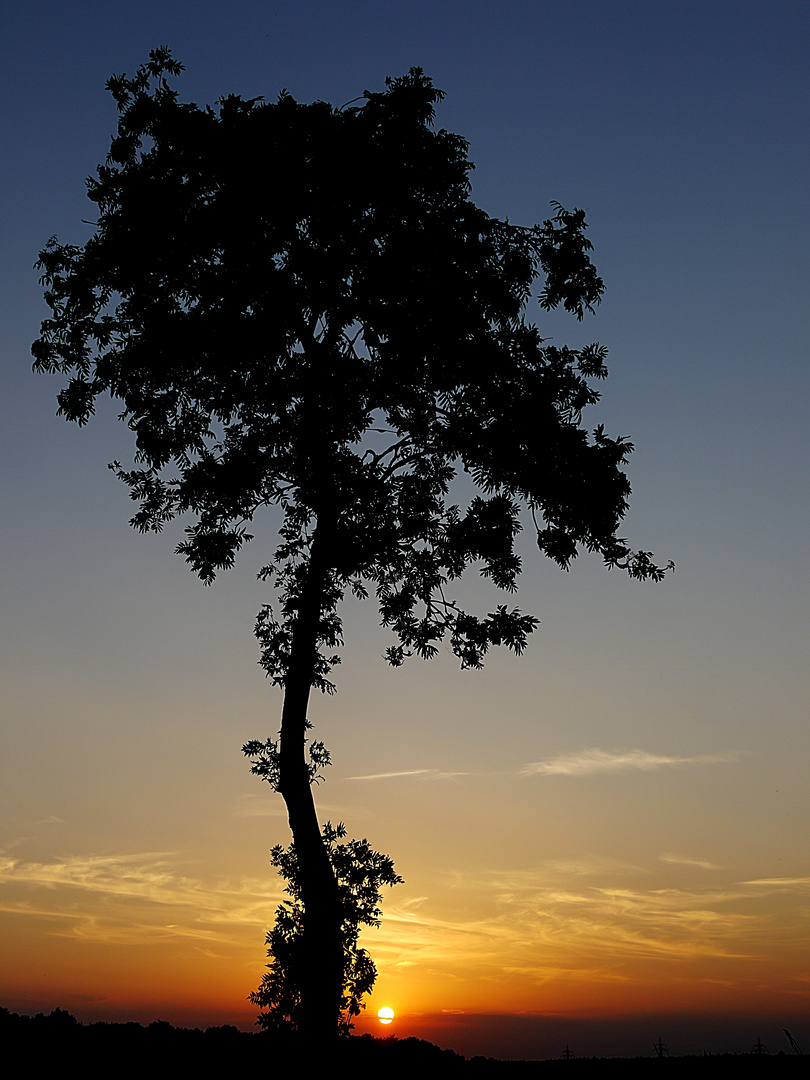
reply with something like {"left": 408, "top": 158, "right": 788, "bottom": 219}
{"left": 346, "top": 768, "right": 469, "bottom": 781}
{"left": 0, "top": 850, "right": 281, "bottom": 944}
{"left": 235, "top": 793, "right": 288, "bottom": 818}
{"left": 740, "top": 877, "right": 810, "bottom": 888}
{"left": 368, "top": 848, "right": 810, "bottom": 998}
{"left": 661, "top": 853, "right": 726, "bottom": 871}
{"left": 0, "top": 851, "right": 181, "bottom": 897}
{"left": 367, "top": 865, "right": 776, "bottom": 992}
{"left": 520, "top": 748, "right": 736, "bottom": 777}
{"left": 342, "top": 750, "right": 737, "bottom": 783}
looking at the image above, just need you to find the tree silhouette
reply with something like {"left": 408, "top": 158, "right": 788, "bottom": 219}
{"left": 247, "top": 820, "right": 401, "bottom": 1032}
{"left": 33, "top": 47, "right": 670, "bottom": 1037}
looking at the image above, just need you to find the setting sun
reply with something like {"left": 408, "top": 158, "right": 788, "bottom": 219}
{"left": 378, "top": 1007, "right": 395, "bottom": 1026}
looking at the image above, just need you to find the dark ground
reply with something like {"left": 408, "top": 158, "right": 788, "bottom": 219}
{"left": 3, "top": 1007, "right": 804, "bottom": 1076}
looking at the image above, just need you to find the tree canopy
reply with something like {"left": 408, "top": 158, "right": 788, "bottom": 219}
{"left": 33, "top": 47, "right": 670, "bottom": 1036}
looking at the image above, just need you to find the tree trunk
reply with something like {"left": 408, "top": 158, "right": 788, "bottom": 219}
{"left": 277, "top": 519, "right": 343, "bottom": 1038}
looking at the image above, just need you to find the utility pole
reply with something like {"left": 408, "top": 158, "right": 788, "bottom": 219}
{"left": 653, "top": 1036, "right": 669, "bottom": 1057}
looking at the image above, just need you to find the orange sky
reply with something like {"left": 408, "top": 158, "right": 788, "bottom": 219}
{"left": 2, "top": 831, "right": 809, "bottom": 1055}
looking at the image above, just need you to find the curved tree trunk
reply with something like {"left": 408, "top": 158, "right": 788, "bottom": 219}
{"left": 277, "top": 519, "right": 343, "bottom": 1038}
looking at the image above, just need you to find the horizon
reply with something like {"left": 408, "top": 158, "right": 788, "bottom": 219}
{"left": 2, "top": 998, "right": 804, "bottom": 1060}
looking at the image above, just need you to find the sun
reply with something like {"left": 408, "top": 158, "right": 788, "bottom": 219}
{"left": 377, "top": 1006, "right": 395, "bottom": 1025}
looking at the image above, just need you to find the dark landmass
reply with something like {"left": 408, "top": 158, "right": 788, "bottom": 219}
{"left": 2, "top": 1006, "right": 804, "bottom": 1076}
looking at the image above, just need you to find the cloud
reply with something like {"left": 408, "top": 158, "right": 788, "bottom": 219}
{"left": 370, "top": 852, "right": 810, "bottom": 990}
{"left": 0, "top": 851, "right": 179, "bottom": 897}
{"left": 520, "top": 748, "right": 736, "bottom": 777}
{"left": 740, "top": 877, "right": 810, "bottom": 888}
{"left": 0, "top": 850, "right": 282, "bottom": 943}
{"left": 344, "top": 750, "right": 737, "bottom": 783}
{"left": 661, "top": 854, "right": 726, "bottom": 871}
{"left": 346, "top": 768, "right": 469, "bottom": 781}
{"left": 368, "top": 867, "right": 768, "bottom": 989}
{"left": 234, "top": 793, "right": 288, "bottom": 818}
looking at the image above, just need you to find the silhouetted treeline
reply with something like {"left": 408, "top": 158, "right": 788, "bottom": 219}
{"left": 2, "top": 1006, "right": 804, "bottom": 1076}
{"left": 0, "top": 1006, "right": 464, "bottom": 1073}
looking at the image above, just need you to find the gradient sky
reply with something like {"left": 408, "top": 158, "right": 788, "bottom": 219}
{"left": 2, "top": 0, "right": 809, "bottom": 1060}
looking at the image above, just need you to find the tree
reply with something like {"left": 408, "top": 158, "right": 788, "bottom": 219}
{"left": 247, "top": 820, "right": 402, "bottom": 1032}
{"left": 32, "top": 48, "right": 670, "bottom": 1038}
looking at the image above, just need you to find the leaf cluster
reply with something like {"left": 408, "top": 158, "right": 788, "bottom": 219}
{"left": 250, "top": 822, "right": 402, "bottom": 1031}
{"left": 242, "top": 724, "right": 331, "bottom": 789}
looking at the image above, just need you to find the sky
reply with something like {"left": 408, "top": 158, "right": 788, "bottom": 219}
{"left": 2, "top": 0, "right": 809, "bottom": 1060}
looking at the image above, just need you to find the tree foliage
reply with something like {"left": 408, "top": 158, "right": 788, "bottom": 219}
{"left": 32, "top": 48, "right": 668, "bottom": 666}
{"left": 250, "top": 822, "right": 401, "bottom": 1032}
